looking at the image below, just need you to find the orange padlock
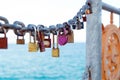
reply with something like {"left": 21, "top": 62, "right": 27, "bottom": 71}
{"left": 67, "top": 30, "right": 74, "bottom": 43}
{"left": 16, "top": 36, "right": 25, "bottom": 44}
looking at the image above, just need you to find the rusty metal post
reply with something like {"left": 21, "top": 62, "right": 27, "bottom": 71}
{"left": 85, "top": 0, "right": 102, "bottom": 80}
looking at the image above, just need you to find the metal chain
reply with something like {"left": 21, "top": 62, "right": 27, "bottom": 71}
{"left": 0, "top": 1, "right": 91, "bottom": 35}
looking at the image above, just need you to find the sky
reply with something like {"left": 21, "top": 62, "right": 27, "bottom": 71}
{"left": 0, "top": 0, "right": 119, "bottom": 43}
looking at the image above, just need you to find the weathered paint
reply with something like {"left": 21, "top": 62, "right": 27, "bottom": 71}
{"left": 86, "top": 0, "right": 102, "bottom": 80}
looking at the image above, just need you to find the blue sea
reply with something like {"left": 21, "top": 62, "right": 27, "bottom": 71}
{"left": 0, "top": 43, "right": 86, "bottom": 80}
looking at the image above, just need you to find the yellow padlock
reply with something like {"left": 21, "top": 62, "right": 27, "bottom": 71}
{"left": 52, "top": 32, "right": 59, "bottom": 57}
{"left": 52, "top": 48, "right": 59, "bottom": 57}
{"left": 28, "top": 42, "right": 38, "bottom": 52}
{"left": 28, "top": 26, "right": 38, "bottom": 52}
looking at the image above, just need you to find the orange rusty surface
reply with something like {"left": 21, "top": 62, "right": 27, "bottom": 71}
{"left": 102, "top": 24, "right": 120, "bottom": 80}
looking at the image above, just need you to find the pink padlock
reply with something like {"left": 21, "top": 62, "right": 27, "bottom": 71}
{"left": 58, "top": 28, "right": 68, "bottom": 46}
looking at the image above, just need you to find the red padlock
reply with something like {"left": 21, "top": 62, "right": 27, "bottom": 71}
{"left": 82, "top": 15, "right": 86, "bottom": 22}
{"left": 37, "top": 27, "right": 45, "bottom": 52}
{"left": 0, "top": 28, "right": 8, "bottom": 49}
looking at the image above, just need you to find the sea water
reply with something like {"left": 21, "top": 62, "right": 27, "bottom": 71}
{"left": 0, "top": 43, "right": 86, "bottom": 80}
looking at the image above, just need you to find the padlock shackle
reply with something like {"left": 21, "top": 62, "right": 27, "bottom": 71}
{"left": 29, "top": 31, "right": 32, "bottom": 43}
{"left": 0, "top": 27, "right": 8, "bottom": 34}
{"left": 17, "top": 35, "right": 24, "bottom": 40}
{"left": 52, "top": 33, "right": 58, "bottom": 48}
{"left": 37, "top": 26, "right": 44, "bottom": 42}
{"left": 44, "top": 32, "right": 50, "bottom": 37}
{"left": 29, "top": 24, "right": 37, "bottom": 43}
{"left": 0, "top": 28, "right": 7, "bottom": 38}
{"left": 33, "top": 26, "right": 37, "bottom": 43}
{"left": 52, "top": 33, "right": 55, "bottom": 48}
{"left": 58, "top": 28, "right": 67, "bottom": 36}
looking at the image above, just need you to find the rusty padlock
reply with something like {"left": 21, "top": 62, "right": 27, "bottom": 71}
{"left": 85, "top": 2, "right": 92, "bottom": 14}
{"left": 0, "top": 28, "right": 8, "bottom": 49}
{"left": 16, "top": 36, "right": 25, "bottom": 44}
{"left": 82, "top": 15, "right": 86, "bottom": 22}
{"left": 67, "top": 30, "right": 74, "bottom": 43}
{"left": 37, "top": 26, "right": 45, "bottom": 52}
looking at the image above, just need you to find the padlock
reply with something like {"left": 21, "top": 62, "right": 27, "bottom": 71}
{"left": 85, "top": 3, "right": 92, "bottom": 14}
{"left": 28, "top": 26, "right": 38, "bottom": 52}
{"left": 82, "top": 15, "right": 86, "bottom": 22}
{"left": 16, "top": 36, "right": 25, "bottom": 44}
{"left": 67, "top": 30, "right": 74, "bottom": 43}
{"left": 76, "top": 17, "right": 84, "bottom": 30}
{"left": 58, "top": 28, "right": 68, "bottom": 46}
{"left": 37, "top": 26, "right": 45, "bottom": 52}
{"left": 72, "top": 24, "right": 76, "bottom": 29}
{"left": 76, "top": 17, "right": 81, "bottom": 30}
{"left": 63, "top": 23, "right": 74, "bottom": 43}
{"left": 28, "top": 41, "right": 38, "bottom": 52}
{"left": 80, "top": 22, "right": 84, "bottom": 29}
{"left": 68, "top": 19, "right": 76, "bottom": 30}
{"left": 63, "top": 22, "right": 71, "bottom": 35}
{"left": 52, "top": 48, "right": 59, "bottom": 57}
{"left": 52, "top": 33, "right": 59, "bottom": 57}
{"left": 0, "top": 28, "right": 8, "bottom": 49}
{"left": 44, "top": 34, "right": 51, "bottom": 48}
{"left": 85, "top": 9, "right": 91, "bottom": 14}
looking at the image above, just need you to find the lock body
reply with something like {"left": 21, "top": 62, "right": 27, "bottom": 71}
{"left": 58, "top": 28, "right": 68, "bottom": 46}
{"left": 17, "top": 39, "right": 25, "bottom": 44}
{"left": 16, "top": 36, "right": 25, "bottom": 44}
{"left": 52, "top": 48, "right": 59, "bottom": 57}
{"left": 38, "top": 41, "right": 45, "bottom": 52}
{"left": 0, "top": 37, "right": 7, "bottom": 49}
{"left": 67, "top": 30, "right": 74, "bottom": 43}
{"left": 44, "top": 39, "right": 51, "bottom": 48}
{"left": 28, "top": 42, "right": 38, "bottom": 52}
{"left": 0, "top": 28, "right": 8, "bottom": 49}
